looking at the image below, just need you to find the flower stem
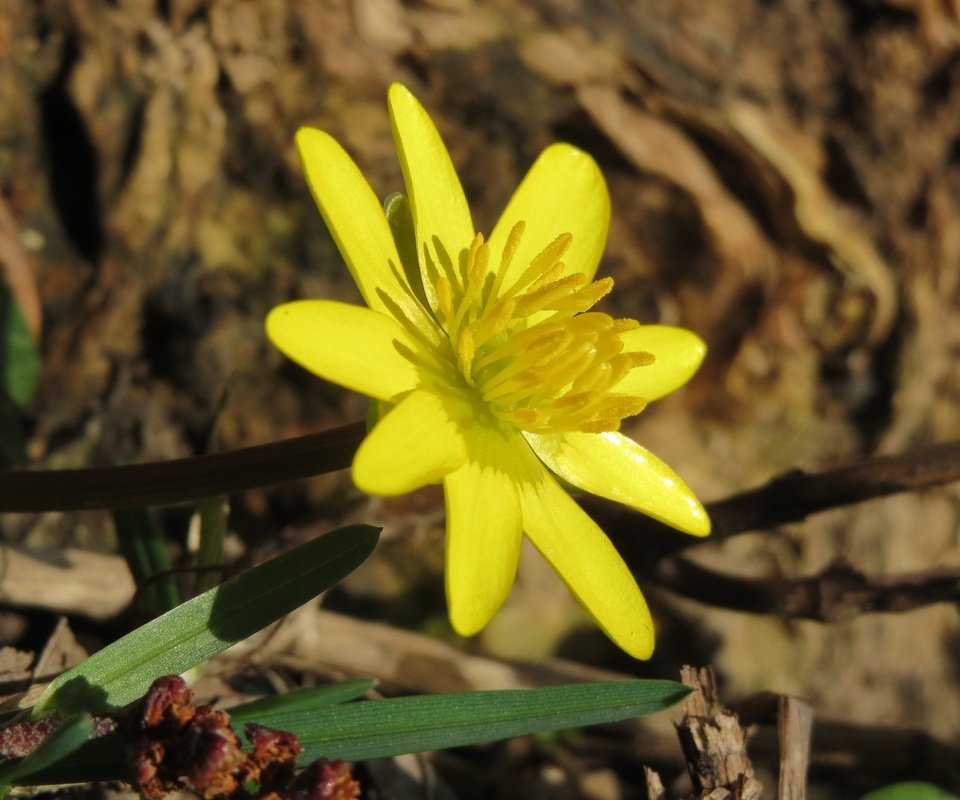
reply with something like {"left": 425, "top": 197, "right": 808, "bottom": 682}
{"left": 0, "top": 422, "right": 366, "bottom": 512}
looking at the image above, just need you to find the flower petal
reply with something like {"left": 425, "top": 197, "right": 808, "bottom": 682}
{"left": 388, "top": 84, "right": 474, "bottom": 312}
{"left": 444, "top": 427, "right": 523, "bottom": 636}
{"left": 516, "top": 450, "right": 655, "bottom": 659}
{"left": 353, "top": 389, "right": 467, "bottom": 495}
{"left": 524, "top": 431, "right": 710, "bottom": 537}
{"left": 487, "top": 144, "right": 610, "bottom": 285}
{"left": 614, "top": 325, "right": 707, "bottom": 402}
{"left": 296, "top": 127, "right": 431, "bottom": 330}
{"left": 266, "top": 300, "right": 420, "bottom": 401}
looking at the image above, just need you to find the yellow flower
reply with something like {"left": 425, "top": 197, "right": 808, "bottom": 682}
{"left": 267, "top": 84, "right": 709, "bottom": 659}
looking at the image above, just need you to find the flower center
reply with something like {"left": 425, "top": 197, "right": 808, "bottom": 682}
{"left": 430, "top": 222, "right": 654, "bottom": 433}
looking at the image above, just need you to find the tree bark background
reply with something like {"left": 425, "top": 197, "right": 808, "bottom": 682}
{"left": 1, "top": 0, "right": 959, "bottom": 772}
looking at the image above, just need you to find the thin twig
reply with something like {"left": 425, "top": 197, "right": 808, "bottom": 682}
{"left": 587, "top": 439, "right": 960, "bottom": 563}
{"left": 704, "top": 440, "right": 960, "bottom": 536}
{"left": 650, "top": 557, "right": 960, "bottom": 621}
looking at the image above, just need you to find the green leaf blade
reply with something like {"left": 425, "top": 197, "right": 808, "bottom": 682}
{"left": 228, "top": 678, "right": 377, "bottom": 722}
{"left": 252, "top": 680, "right": 691, "bottom": 762}
{"left": 33, "top": 525, "right": 379, "bottom": 717}
{"left": 859, "top": 783, "right": 959, "bottom": 800}
{"left": 0, "top": 286, "right": 40, "bottom": 408}
{"left": 113, "top": 507, "right": 180, "bottom": 618}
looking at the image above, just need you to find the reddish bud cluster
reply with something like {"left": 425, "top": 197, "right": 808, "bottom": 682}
{"left": 130, "top": 675, "right": 360, "bottom": 800}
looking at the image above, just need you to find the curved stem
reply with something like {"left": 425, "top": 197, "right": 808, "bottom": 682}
{"left": 0, "top": 422, "right": 366, "bottom": 511}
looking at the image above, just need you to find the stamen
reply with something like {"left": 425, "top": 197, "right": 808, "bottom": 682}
{"left": 525, "top": 261, "right": 566, "bottom": 294}
{"left": 435, "top": 277, "right": 453, "bottom": 323}
{"left": 487, "top": 220, "right": 525, "bottom": 306}
{"left": 548, "top": 277, "right": 613, "bottom": 313}
{"left": 424, "top": 219, "right": 654, "bottom": 435}
{"left": 502, "top": 232, "right": 572, "bottom": 297}
{"left": 571, "top": 362, "right": 612, "bottom": 393}
{"left": 473, "top": 296, "right": 515, "bottom": 347}
{"left": 457, "top": 328, "right": 475, "bottom": 380}
{"left": 453, "top": 235, "right": 488, "bottom": 332}
{"left": 613, "top": 318, "right": 641, "bottom": 332}
{"left": 513, "top": 274, "right": 586, "bottom": 318}
{"left": 627, "top": 351, "right": 656, "bottom": 367}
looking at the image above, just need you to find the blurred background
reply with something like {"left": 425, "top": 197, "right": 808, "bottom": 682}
{"left": 1, "top": 0, "right": 959, "bottom": 796}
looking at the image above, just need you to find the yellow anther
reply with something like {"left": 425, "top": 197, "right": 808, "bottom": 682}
{"left": 504, "top": 232, "right": 573, "bottom": 296}
{"left": 526, "top": 261, "right": 566, "bottom": 294}
{"left": 514, "top": 274, "right": 586, "bottom": 317}
{"left": 604, "top": 354, "right": 636, "bottom": 389}
{"left": 473, "top": 296, "right": 515, "bottom": 346}
{"left": 502, "top": 221, "right": 525, "bottom": 268}
{"left": 568, "top": 312, "right": 617, "bottom": 334}
{"left": 455, "top": 236, "right": 489, "bottom": 332}
{"left": 613, "top": 318, "right": 640, "bottom": 332}
{"left": 457, "top": 328, "right": 476, "bottom": 379}
{"left": 627, "top": 351, "right": 655, "bottom": 367}
{"left": 436, "top": 277, "right": 453, "bottom": 322}
{"left": 427, "top": 220, "right": 650, "bottom": 435}
{"left": 467, "top": 234, "right": 488, "bottom": 282}
{"left": 487, "top": 220, "right": 526, "bottom": 306}
{"left": 550, "top": 277, "right": 613, "bottom": 313}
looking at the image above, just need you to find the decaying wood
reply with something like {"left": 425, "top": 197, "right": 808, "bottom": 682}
{"left": 675, "top": 666, "right": 763, "bottom": 800}
{"left": 777, "top": 696, "right": 813, "bottom": 800}
{"left": 643, "top": 766, "right": 667, "bottom": 800}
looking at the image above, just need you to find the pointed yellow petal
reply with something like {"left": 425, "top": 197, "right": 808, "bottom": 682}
{"left": 266, "top": 300, "right": 420, "bottom": 401}
{"left": 524, "top": 431, "right": 710, "bottom": 537}
{"left": 353, "top": 389, "right": 467, "bottom": 495}
{"left": 296, "top": 127, "right": 430, "bottom": 329}
{"left": 614, "top": 325, "right": 706, "bottom": 402}
{"left": 444, "top": 427, "right": 523, "bottom": 636}
{"left": 516, "top": 453, "right": 655, "bottom": 659}
{"left": 388, "top": 84, "right": 474, "bottom": 311}
{"left": 487, "top": 144, "right": 610, "bottom": 286}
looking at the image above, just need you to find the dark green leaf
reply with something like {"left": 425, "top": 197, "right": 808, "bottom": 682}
{"left": 193, "top": 495, "right": 228, "bottom": 595}
{"left": 228, "top": 678, "right": 376, "bottom": 722}
{"left": 0, "top": 285, "right": 39, "bottom": 408}
{"left": 113, "top": 507, "right": 180, "bottom": 618}
{"left": 252, "top": 680, "right": 691, "bottom": 762}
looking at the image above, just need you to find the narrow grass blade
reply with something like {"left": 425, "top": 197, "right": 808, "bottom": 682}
{"left": 0, "top": 286, "right": 40, "bottom": 407}
{"left": 193, "top": 495, "right": 228, "bottom": 595}
{"left": 251, "top": 680, "right": 691, "bottom": 762}
{"left": 113, "top": 507, "right": 180, "bottom": 618}
{"left": 15, "top": 679, "right": 687, "bottom": 786}
{"left": 227, "top": 678, "right": 376, "bottom": 721}
{"left": 33, "top": 525, "right": 379, "bottom": 718}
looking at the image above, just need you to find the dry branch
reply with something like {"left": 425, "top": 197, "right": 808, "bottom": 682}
{"left": 650, "top": 557, "right": 960, "bottom": 621}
